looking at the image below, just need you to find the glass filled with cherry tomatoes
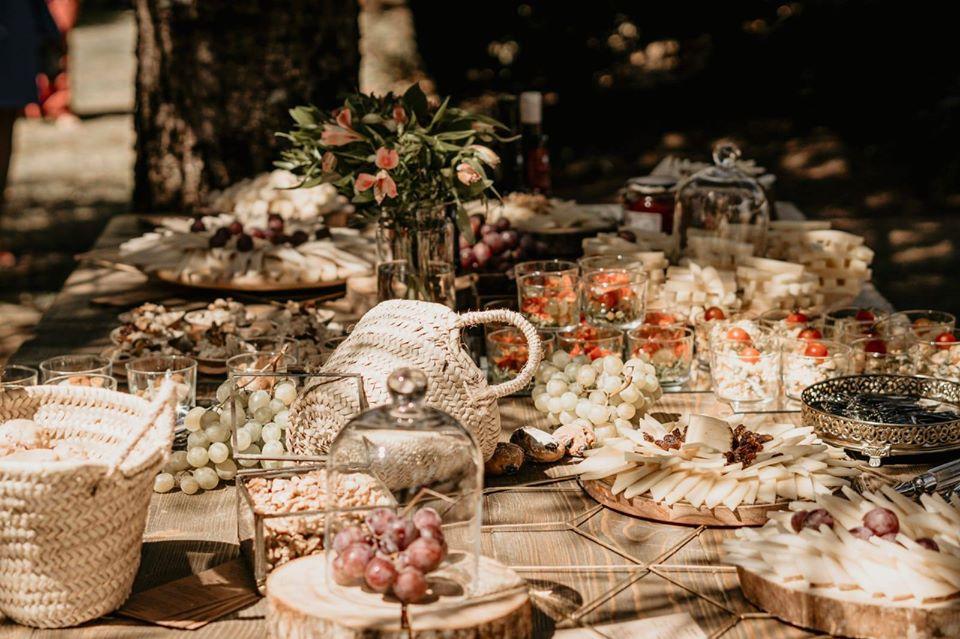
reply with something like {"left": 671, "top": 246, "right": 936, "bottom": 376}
{"left": 823, "top": 306, "right": 887, "bottom": 344}
{"left": 780, "top": 338, "right": 852, "bottom": 401}
{"left": 485, "top": 326, "right": 556, "bottom": 386}
{"left": 759, "top": 308, "right": 824, "bottom": 341}
{"left": 580, "top": 268, "right": 649, "bottom": 329}
{"left": 849, "top": 334, "right": 915, "bottom": 375}
{"left": 709, "top": 324, "right": 781, "bottom": 410}
{"left": 515, "top": 260, "right": 580, "bottom": 330}
{"left": 555, "top": 325, "right": 625, "bottom": 361}
{"left": 877, "top": 309, "right": 956, "bottom": 340}
{"left": 627, "top": 325, "right": 694, "bottom": 387}
{"left": 907, "top": 329, "right": 960, "bottom": 382}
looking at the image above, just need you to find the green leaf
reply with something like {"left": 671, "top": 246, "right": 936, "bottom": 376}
{"left": 290, "top": 106, "right": 317, "bottom": 128}
{"left": 456, "top": 206, "right": 475, "bottom": 244}
{"left": 428, "top": 96, "right": 450, "bottom": 131}
{"left": 402, "top": 83, "right": 429, "bottom": 121}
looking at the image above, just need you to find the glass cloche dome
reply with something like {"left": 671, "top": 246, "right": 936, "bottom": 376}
{"left": 324, "top": 367, "right": 483, "bottom": 606}
{"left": 674, "top": 142, "right": 771, "bottom": 256}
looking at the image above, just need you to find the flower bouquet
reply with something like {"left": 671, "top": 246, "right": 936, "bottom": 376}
{"left": 277, "top": 84, "right": 510, "bottom": 303}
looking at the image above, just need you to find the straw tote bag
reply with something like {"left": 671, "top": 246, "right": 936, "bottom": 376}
{"left": 289, "top": 300, "right": 543, "bottom": 461}
{"left": 0, "top": 382, "right": 177, "bottom": 628}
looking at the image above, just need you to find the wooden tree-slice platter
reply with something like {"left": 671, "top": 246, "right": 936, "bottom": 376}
{"left": 580, "top": 477, "right": 787, "bottom": 527}
{"left": 266, "top": 554, "right": 532, "bottom": 639}
{"left": 738, "top": 566, "right": 960, "bottom": 639}
{"left": 154, "top": 269, "right": 349, "bottom": 293}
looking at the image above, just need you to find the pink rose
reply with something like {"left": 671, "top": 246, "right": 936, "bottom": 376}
{"left": 392, "top": 105, "right": 408, "bottom": 125}
{"left": 321, "top": 124, "right": 362, "bottom": 147}
{"left": 467, "top": 144, "right": 500, "bottom": 168}
{"left": 456, "top": 162, "right": 482, "bottom": 186}
{"left": 375, "top": 147, "right": 400, "bottom": 170}
{"left": 321, "top": 151, "right": 337, "bottom": 173}
{"left": 355, "top": 170, "right": 398, "bottom": 204}
{"left": 336, "top": 107, "right": 352, "bottom": 129}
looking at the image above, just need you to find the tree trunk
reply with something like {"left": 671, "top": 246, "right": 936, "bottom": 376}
{"left": 133, "top": 0, "right": 359, "bottom": 212}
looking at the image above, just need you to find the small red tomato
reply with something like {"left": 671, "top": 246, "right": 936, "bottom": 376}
{"left": 785, "top": 310, "right": 809, "bottom": 325}
{"left": 726, "top": 327, "right": 751, "bottom": 342}
{"left": 864, "top": 339, "right": 887, "bottom": 355}
{"left": 934, "top": 332, "right": 958, "bottom": 350}
{"left": 804, "top": 341, "right": 829, "bottom": 358}
{"left": 641, "top": 342, "right": 660, "bottom": 357}
{"left": 855, "top": 309, "right": 876, "bottom": 322}
{"left": 704, "top": 306, "right": 726, "bottom": 321}
{"left": 797, "top": 327, "right": 823, "bottom": 340}
{"left": 739, "top": 346, "right": 761, "bottom": 364}
{"left": 914, "top": 317, "right": 933, "bottom": 328}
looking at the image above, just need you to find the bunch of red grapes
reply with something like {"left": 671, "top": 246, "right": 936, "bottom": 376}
{"left": 331, "top": 506, "right": 447, "bottom": 604}
{"left": 190, "top": 214, "right": 315, "bottom": 251}
{"left": 459, "top": 214, "right": 542, "bottom": 273}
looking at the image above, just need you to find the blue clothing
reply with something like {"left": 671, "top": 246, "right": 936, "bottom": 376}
{"left": 0, "top": 0, "right": 60, "bottom": 108}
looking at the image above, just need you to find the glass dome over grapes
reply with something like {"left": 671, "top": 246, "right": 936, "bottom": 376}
{"left": 324, "top": 368, "right": 484, "bottom": 607}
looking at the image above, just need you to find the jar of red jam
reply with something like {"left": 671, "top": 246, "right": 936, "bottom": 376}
{"left": 621, "top": 176, "right": 677, "bottom": 234}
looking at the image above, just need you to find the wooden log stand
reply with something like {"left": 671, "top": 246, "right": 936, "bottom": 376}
{"left": 581, "top": 477, "right": 787, "bottom": 527}
{"left": 266, "top": 554, "right": 532, "bottom": 638}
{"left": 738, "top": 567, "right": 960, "bottom": 639}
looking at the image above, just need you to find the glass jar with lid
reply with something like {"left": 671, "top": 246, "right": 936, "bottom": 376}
{"left": 674, "top": 142, "right": 771, "bottom": 256}
{"left": 621, "top": 175, "right": 677, "bottom": 234}
{"left": 324, "top": 367, "right": 483, "bottom": 607}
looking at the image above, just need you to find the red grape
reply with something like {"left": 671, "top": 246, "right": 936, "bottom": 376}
{"left": 333, "top": 526, "right": 367, "bottom": 554}
{"left": 863, "top": 507, "right": 899, "bottom": 536}
{"left": 473, "top": 242, "right": 492, "bottom": 266}
{"left": 479, "top": 223, "right": 495, "bottom": 237}
{"left": 483, "top": 232, "right": 505, "bottom": 254}
{"left": 190, "top": 218, "right": 206, "bottom": 232}
{"left": 848, "top": 526, "right": 873, "bottom": 540}
{"left": 380, "top": 518, "right": 418, "bottom": 553}
{"left": 417, "top": 524, "right": 446, "bottom": 547}
{"left": 340, "top": 543, "right": 375, "bottom": 582}
{"left": 618, "top": 229, "right": 637, "bottom": 242}
{"left": 228, "top": 221, "right": 244, "bottom": 235}
{"left": 802, "top": 508, "right": 834, "bottom": 531}
{"left": 251, "top": 227, "right": 267, "bottom": 239}
{"left": 458, "top": 235, "right": 471, "bottom": 249}
{"left": 209, "top": 228, "right": 230, "bottom": 248}
{"left": 290, "top": 230, "right": 309, "bottom": 246}
{"left": 236, "top": 233, "right": 254, "bottom": 252}
{"left": 315, "top": 227, "right": 331, "bottom": 240}
{"left": 364, "top": 556, "right": 398, "bottom": 593}
{"left": 365, "top": 508, "right": 397, "bottom": 536}
{"left": 790, "top": 510, "right": 808, "bottom": 533}
{"left": 459, "top": 247, "right": 475, "bottom": 270}
{"left": 916, "top": 537, "right": 940, "bottom": 551}
{"left": 494, "top": 217, "right": 511, "bottom": 232}
{"left": 501, "top": 230, "right": 519, "bottom": 249}
{"left": 403, "top": 537, "right": 444, "bottom": 572}
{"left": 393, "top": 568, "right": 428, "bottom": 603}
{"left": 413, "top": 507, "right": 442, "bottom": 530}
{"left": 332, "top": 555, "right": 354, "bottom": 586}
{"left": 268, "top": 214, "right": 284, "bottom": 232}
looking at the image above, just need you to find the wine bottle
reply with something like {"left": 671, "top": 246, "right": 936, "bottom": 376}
{"left": 519, "top": 91, "right": 551, "bottom": 194}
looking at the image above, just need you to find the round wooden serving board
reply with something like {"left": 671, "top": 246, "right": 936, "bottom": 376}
{"left": 580, "top": 477, "right": 787, "bottom": 527}
{"left": 154, "top": 269, "right": 348, "bottom": 293}
{"left": 738, "top": 566, "right": 960, "bottom": 639}
{"left": 266, "top": 554, "right": 532, "bottom": 639}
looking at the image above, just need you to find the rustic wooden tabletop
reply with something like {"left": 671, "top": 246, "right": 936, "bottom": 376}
{"left": 2, "top": 214, "right": 923, "bottom": 638}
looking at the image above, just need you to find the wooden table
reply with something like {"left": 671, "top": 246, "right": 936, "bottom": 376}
{"left": 4, "top": 215, "right": 914, "bottom": 638}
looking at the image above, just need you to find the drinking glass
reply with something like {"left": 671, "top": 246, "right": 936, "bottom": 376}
{"left": 710, "top": 329, "right": 780, "bottom": 410}
{"left": 515, "top": 260, "right": 580, "bottom": 330}
{"left": 780, "top": 339, "right": 851, "bottom": 401}
{"left": 126, "top": 355, "right": 197, "bottom": 418}
{"left": 823, "top": 306, "right": 887, "bottom": 343}
{"left": 485, "top": 327, "right": 555, "bottom": 385}
{"left": 1, "top": 365, "right": 38, "bottom": 388}
{"left": 45, "top": 373, "right": 118, "bottom": 391}
{"left": 627, "top": 325, "right": 694, "bottom": 387}
{"left": 377, "top": 260, "right": 456, "bottom": 309}
{"left": 878, "top": 309, "right": 956, "bottom": 339}
{"left": 580, "top": 268, "right": 648, "bottom": 329}
{"left": 555, "top": 325, "right": 624, "bottom": 361}
{"left": 849, "top": 335, "right": 915, "bottom": 375}
{"left": 39, "top": 354, "right": 112, "bottom": 382}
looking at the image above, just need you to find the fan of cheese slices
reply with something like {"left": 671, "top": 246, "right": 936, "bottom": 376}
{"left": 724, "top": 486, "right": 960, "bottom": 603}
{"left": 568, "top": 414, "right": 860, "bottom": 512}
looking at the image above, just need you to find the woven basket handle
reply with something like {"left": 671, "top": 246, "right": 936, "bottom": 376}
{"left": 110, "top": 379, "right": 177, "bottom": 476}
{"left": 457, "top": 309, "right": 543, "bottom": 401}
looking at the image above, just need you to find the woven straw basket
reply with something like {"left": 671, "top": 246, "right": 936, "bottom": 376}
{"left": 289, "top": 300, "right": 542, "bottom": 461}
{"left": 0, "top": 382, "right": 177, "bottom": 628}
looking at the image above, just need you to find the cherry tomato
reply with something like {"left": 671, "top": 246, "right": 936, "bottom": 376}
{"left": 804, "top": 341, "right": 829, "bottom": 358}
{"left": 914, "top": 317, "right": 933, "bottom": 328}
{"left": 704, "top": 307, "right": 726, "bottom": 321}
{"left": 641, "top": 342, "right": 660, "bottom": 358}
{"left": 864, "top": 339, "right": 887, "bottom": 355}
{"left": 785, "top": 310, "right": 810, "bottom": 325}
{"left": 739, "top": 346, "right": 761, "bottom": 364}
{"left": 726, "top": 327, "right": 751, "bottom": 342}
{"left": 797, "top": 327, "right": 823, "bottom": 340}
{"left": 854, "top": 309, "right": 876, "bottom": 322}
{"left": 934, "top": 332, "right": 958, "bottom": 350}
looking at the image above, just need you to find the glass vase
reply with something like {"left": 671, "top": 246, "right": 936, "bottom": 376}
{"left": 376, "top": 207, "right": 455, "bottom": 307}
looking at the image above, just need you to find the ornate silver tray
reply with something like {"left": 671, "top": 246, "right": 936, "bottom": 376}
{"left": 801, "top": 375, "right": 960, "bottom": 466}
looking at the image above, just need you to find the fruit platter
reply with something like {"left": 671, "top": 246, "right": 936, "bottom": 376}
{"left": 724, "top": 488, "right": 960, "bottom": 639}
{"left": 117, "top": 213, "right": 374, "bottom": 292}
{"left": 567, "top": 413, "right": 860, "bottom": 526}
